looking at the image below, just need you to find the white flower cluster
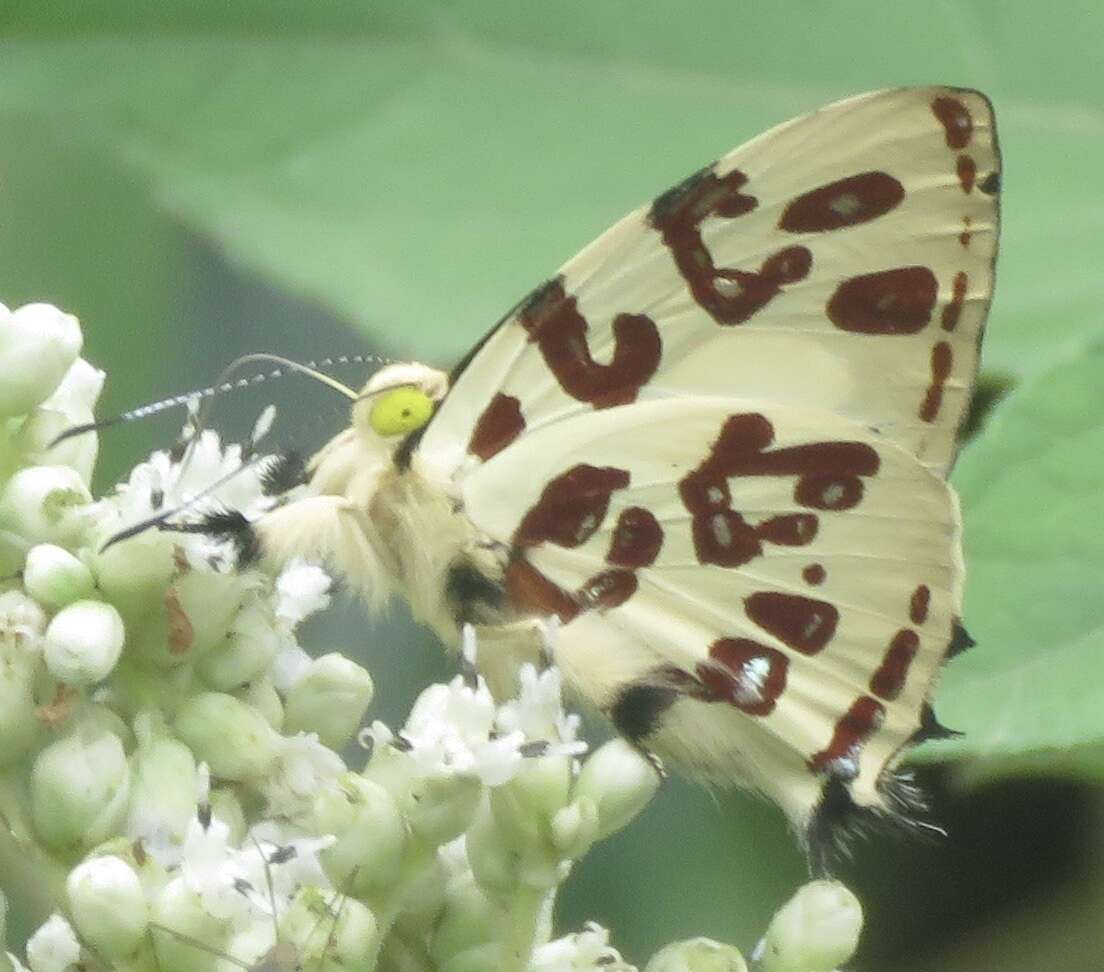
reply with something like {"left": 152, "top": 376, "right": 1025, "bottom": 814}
{"left": 0, "top": 303, "right": 865, "bottom": 972}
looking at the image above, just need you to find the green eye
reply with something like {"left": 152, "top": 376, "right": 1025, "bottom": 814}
{"left": 369, "top": 387, "right": 434, "bottom": 436}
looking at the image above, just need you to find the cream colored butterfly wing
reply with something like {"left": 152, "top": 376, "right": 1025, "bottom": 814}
{"left": 412, "top": 86, "right": 999, "bottom": 847}
{"left": 455, "top": 397, "right": 961, "bottom": 841}
{"left": 421, "top": 86, "right": 998, "bottom": 479}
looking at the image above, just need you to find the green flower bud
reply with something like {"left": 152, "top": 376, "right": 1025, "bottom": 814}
{"left": 285, "top": 888, "right": 379, "bottom": 970}
{"left": 42, "top": 600, "right": 125, "bottom": 686}
{"left": 195, "top": 598, "right": 280, "bottom": 691}
{"left": 0, "top": 465, "right": 91, "bottom": 546}
{"left": 30, "top": 724, "right": 129, "bottom": 853}
{"left": 22, "top": 544, "right": 95, "bottom": 609}
{"left": 173, "top": 571, "right": 249, "bottom": 657}
{"left": 403, "top": 771, "right": 483, "bottom": 848}
{"left": 0, "top": 593, "right": 43, "bottom": 764}
{"left": 15, "top": 358, "right": 103, "bottom": 486}
{"left": 174, "top": 692, "right": 281, "bottom": 782}
{"left": 439, "top": 944, "right": 503, "bottom": 972}
{"left": 0, "top": 302, "right": 82, "bottom": 417}
{"left": 361, "top": 735, "right": 420, "bottom": 797}
{"left": 431, "top": 872, "right": 499, "bottom": 968}
{"left": 755, "top": 881, "right": 863, "bottom": 972}
{"left": 149, "top": 878, "right": 230, "bottom": 972}
{"left": 573, "top": 739, "right": 660, "bottom": 840}
{"left": 66, "top": 855, "right": 148, "bottom": 960}
{"left": 551, "top": 797, "right": 599, "bottom": 860}
{"left": 235, "top": 675, "right": 284, "bottom": 730}
{"left": 208, "top": 787, "right": 247, "bottom": 845}
{"left": 89, "top": 531, "right": 174, "bottom": 614}
{"left": 646, "top": 938, "right": 748, "bottom": 972}
{"left": 392, "top": 850, "right": 448, "bottom": 939}
{"left": 283, "top": 652, "right": 374, "bottom": 750}
{"left": 0, "top": 527, "right": 28, "bottom": 577}
{"left": 312, "top": 775, "right": 407, "bottom": 895}
{"left": 127, "top": 720, "right": 197, "bottom": 850}
{"left": 490, "top": 755, "right": 572, "bottom": 846}
{"left": 466, "top": 801, "right": 519, "bottom": 894}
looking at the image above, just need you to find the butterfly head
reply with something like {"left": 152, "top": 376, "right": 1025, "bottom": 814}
{"left": 352, "top": 361, "right": 448, "bottom": 447}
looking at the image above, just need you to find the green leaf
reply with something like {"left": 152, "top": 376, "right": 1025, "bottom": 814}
{"left": 916, "top": 337, "right": 1104, "bottom": 764}
{"left": 0, "top": 2, "right": 1101, "bottom": 373}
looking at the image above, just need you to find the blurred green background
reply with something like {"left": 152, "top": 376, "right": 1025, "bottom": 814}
{"left": 2, "top": 2, "right": 1103, "bottom": 968}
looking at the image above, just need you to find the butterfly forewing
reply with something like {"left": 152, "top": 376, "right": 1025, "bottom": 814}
{"left": 413, "top": 86, "right": 999, "bottom": 839}
{"left": 422, "top": 87, "right": 998, "bottom": 478}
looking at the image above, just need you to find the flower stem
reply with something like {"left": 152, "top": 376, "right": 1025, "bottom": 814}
{"left": 500, "top": 883, "right": 553, "bottom": 972}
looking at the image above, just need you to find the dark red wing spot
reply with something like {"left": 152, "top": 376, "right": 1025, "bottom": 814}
{"left": 519, "top": 277, "right": 661, "bottom": 408}
{"left": 679, "top": 413, "right": 879, "bottom": 566}
{"left": 745, "top": 591, "right": 838, "bottom": 655}
{"left": 957, "top": 154, "right": 977, "bottom": 194}
{"left": 607, "top": 507, "right": 663, "bottom": 568}
{"left": 504, "top": 559, "right": 580, "bottom": 623}
{"left": 650, "top": 165, "right": 813, "bottom": 326}
{"left": 779, "top": 172, "right": 904, "bottom": 233}
{"left": 757, "top": 514, "right": 818, "bottom": 546}
{"left": 579, "top": 570, "right": 637, "bottom": 610}
{"left": 505, "top": 560, "right": 639, "bottom": 622}
{"left": 514, "top": 464, "right": 629, "bottom": 549}
{"left": 919, "top": 342, "right": 954, "bottom": 423}
{"left": 651, "top": 165, "right": 757, "bottom": 224}
{"left": 691, "top": 509, "right": 762, "bottom": 568}
{"left": 697, "top": 638, "right": 789, "bottom": 716}
{"left": 793, "top": 474, "right": 864, "bottom": 511}
{"left": 931, "top": 96, "right": 973, "bottom": 149}
{"left": 959, "top": 217, "right": 973, "bottom": 249}
{"left": 870, "top": 629, "right": 920, "bottom": 700}
{"left": 827, "top": 266, "right": 939, "bottom": 334}
{"left": 809, "top": 695, "right": 886, "bottom": 780}
{"left": 802, "top": 563, "right": 826, "bottom": 586}
{"left": 942, "top": 271, "right": 968, "bottom": 331}
{"left": 910, "top": 584, "right": 931, "bottom": 625}
{"left": 469, "top": 393, "right": 525, "bottom": 461}
{"left": 679, "top": 468, "right": 731, "bottom": 512}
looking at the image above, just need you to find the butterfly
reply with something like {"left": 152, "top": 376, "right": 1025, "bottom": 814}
{"left": 195, "top": 86, "right": 1000, "bottom": 866}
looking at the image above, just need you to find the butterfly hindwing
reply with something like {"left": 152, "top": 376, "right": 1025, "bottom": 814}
{"left": 454, "top": 396, "right": 960, "bottom": 828}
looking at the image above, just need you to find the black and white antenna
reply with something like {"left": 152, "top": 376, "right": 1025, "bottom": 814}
{"left": 50, "top": 352, "right": 388, "bottom": 447}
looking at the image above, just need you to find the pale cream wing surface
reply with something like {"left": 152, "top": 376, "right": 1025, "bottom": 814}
{"left": 419, "top": 86, "right": 999, "bottom": 482}
{"left": 457, "top": 397, "right": 961, "bottom": 826}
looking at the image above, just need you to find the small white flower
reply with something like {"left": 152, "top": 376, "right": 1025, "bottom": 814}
{"left": 245, "top": 827, "right": 335, "bottom": 899}
{"left": 497, "top": 663, "right": 585, "bottom": 754}
{"left": 180, "top": 813, "right": 237, "bottom": 901}
{"left": 262, "top": 732, "right": 345, "bottom": 817}
{"left": 24, "top": 912, "right": 81, "bottom": 972}
{"left": 531, "top": 922, "right": 632, "bottom": 972}
{"left": 272, "top": 642, "right": 313, "bottom": 693}
{"left": 402, "top": 676, "right": 527, "bottom": 785}
{"left": 275, "top": 561, "right": 332, "bottom": 627}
